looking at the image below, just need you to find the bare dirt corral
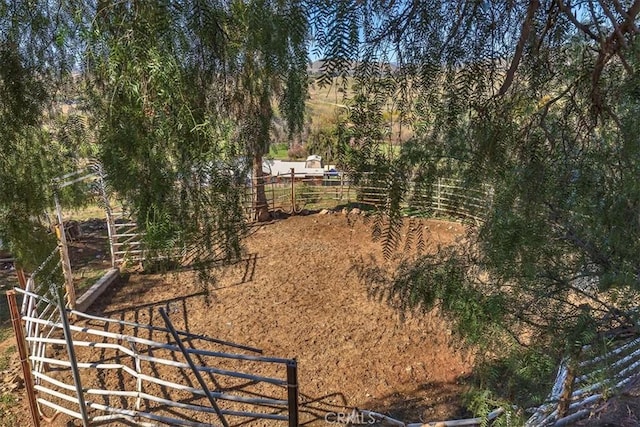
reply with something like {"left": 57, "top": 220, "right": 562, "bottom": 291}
{"left": 4, "top": 213, "right": 474, "bottom": 426}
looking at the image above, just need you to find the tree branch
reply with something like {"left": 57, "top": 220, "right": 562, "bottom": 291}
{"left": 497, "top": 0, "right": 540, "bottom": 96}
{"left": 556, "top": 0, "right": 600, "bottom": 41}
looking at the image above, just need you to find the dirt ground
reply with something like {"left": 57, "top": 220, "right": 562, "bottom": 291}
{"left": 2, "top": 212, "right": 474, "bottom": 426}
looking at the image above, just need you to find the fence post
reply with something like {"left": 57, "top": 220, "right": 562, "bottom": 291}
{"left": 98, "top": 165, "right": 117, "bottom": 268}
{"left": 287, "top": 360, "right": 299, "bottom": 427}
{"left": 56, "top": 286, "right": 89, "bottom": 427}
{"left": 290, "top": 168, "right": 296, "bottom": 213}
{"left": 16, "top": 268, "right": 27, "bottom": 289}
{"left": 53, "top": 191, "right": 76, "bottom": 309}
{"left": 271, "top": 174, "right": 277, "bottom": 212}
{"left": 7, "top": 290, "right": 41, "bottom": 427}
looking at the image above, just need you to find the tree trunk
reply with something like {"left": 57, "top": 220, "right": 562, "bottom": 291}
{"left": 557, "top": 362, "right": 576, "bottom": 419}
{"left": 253, "top": 153, "right": 270, "bottom": 222}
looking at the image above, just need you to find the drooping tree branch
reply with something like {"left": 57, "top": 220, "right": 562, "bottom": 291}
{"left": 497, "top": 0, "right": 540, "bottom": 96}
{"left": 556, "top": 0, "right": 600, "bottom": 41}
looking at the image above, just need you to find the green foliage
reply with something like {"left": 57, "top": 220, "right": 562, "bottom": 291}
{"left": 223, "top": 0, "right": 308, "bottom": 221}
{"left": 85, "top": 2, "right": 250, "bottom": 269}
{"left": 269, "top": 142, "right": 290, "bottom": 159}
{"left": 0, "top": 0, "right": 310, "bottom": 271}
{"left": 316, "top": 0, "right": 640, "bottom": 412}
{"left": 0, "top": 2, "right": 95, "bottom": 268}
{"left": 306, "top": 125, "right": 344, "bottom": 166}
{"left": 472, "top": 348, "right": 558, "bottom": 408}
{"left": 464, "top": 388, "right": 523, "bottom": 427}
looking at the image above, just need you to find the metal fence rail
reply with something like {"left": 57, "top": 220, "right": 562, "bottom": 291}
{"left": 526, "top": 336, "right": 640, "bottom": 426}
{"left": 410, "top": 178, "right": 493, "bottom": 223}
{"left": 243, "top": 172, "right": 491, "bottom": 219}
{"left": 11, "top": 281, "right": 299, "bottom": 426}
{"left": 110, "top": 172, "right": 492, "bottom": 267}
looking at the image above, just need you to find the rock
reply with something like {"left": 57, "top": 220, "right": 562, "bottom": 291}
{"left": 319, "top": 209, "right": 331, "bottom": 215}
{"left": 350, "top": 208, "right": 361, "bottom": 215}
{"left": 341, "top": 208, "right": 348, "bottom": 215}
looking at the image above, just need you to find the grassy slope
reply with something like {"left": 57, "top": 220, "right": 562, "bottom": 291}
{"left": 288, "top": 76, "right": 412, "bottom": 162}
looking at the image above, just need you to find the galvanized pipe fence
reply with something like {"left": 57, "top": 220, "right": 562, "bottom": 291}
{"left": 243, "top": 171, "right": 493, "bottom": 221}
{"left": 8, "top": 261, "right": 299, "bottom": 426}
{"left": 4, "top": 168, "right": 495, "bottom": 426}
{"left": 106, "top": 171, "right": 493, "bottom": 269}
{"left": 526, "top": 335, "right": 640, "bottom": 426}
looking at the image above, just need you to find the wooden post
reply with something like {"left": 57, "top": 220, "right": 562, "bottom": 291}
{"left": 16, "top": 268, "right": 27, "bottom": 289}
{"left": 6, "top": 290, "right": 41, "bottom": 427}
{"left": 290, "top": 168, "right": 296, "bottom": 213}
{"left": 286, "top": 360, "right": 299, "bottom": 427}
{"left": 54, "top": 192, "right": 75, "bottom": 309}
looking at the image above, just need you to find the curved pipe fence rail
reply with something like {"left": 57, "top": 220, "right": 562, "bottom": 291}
{"left": 243, "top": 171, "right": 493, "bottom": 223}
{"left": 526, "top": 336, "right": 640, "bottom": 426}
{"left": 9, "top": 268, "right": 299, "bottom": 426}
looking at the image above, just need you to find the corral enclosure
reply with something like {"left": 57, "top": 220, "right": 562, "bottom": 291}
{"left": 2, "top": 164, "right": 494, "bottom": 426}
{"left": 6, "top": 168, "right": 638, "bottom": 425}
{"left": 10, "top": 213, "right": 472, "bottom": 426}
{"left": 94, "top": 215, "right": 471, "bottom": 422}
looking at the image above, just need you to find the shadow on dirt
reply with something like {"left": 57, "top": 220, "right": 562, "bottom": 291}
{"left": 85, "top": 273, "right": 211, "bottom": 334}
{"left": 292, "top": 381, "right": 471, "bottom": 426}
{"left": 356, "top": 381, "right": 472, "bottom": 425}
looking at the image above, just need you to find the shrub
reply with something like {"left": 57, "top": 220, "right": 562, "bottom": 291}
{"left": 287, "top": 143, "right": 306, "bottom": 159}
